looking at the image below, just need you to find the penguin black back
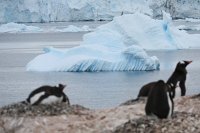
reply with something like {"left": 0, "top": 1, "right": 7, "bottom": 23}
{"left": 26, "top": 84, "right": 70, "bottom": 105}
{"left": 167, "top": 60, "right": 192, "bottom": 98}
{"left": 145, "top": 80, "right": 173, "bottom": 119}
{"left": 137, "top": 60, "right": 192, "bottom": 99}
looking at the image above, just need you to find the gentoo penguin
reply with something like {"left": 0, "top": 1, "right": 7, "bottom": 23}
{"left": 145, "top": 80, "right": 174, "bottom": 119}
{"left": 26, "top": 84, "right": 70, "bottom": 105}
{"left": 167, "top": 60, "right": 192, "bottom": 98}
{"left": 136, "top": 60, "right": 192, "bottom": 99}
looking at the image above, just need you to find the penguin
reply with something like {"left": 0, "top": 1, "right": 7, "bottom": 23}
{"left": 145, "top": 80, "right": 174, "bottom": 119}
{"left": 167, "top": 60, "right": 192, "bottom": 98}
{"left": 136, "top": 60, "right": 192, "bottom": 99}
{"left": 25, "top": 84, "right": 70, "bottom": 105}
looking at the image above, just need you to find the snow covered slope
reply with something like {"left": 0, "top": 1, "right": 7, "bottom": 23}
{"left": 0, "top": 0, "right": 152, "bottom": 23}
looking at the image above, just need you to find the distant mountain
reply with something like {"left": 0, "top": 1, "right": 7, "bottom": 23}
{"left": 0, "top": 0, "right": 200, "bottom": 23}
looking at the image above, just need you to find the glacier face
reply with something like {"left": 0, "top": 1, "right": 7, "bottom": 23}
{"left": 1, "top": 0, "right": 200, "bottom": 23}
{"left": 149, "top": 0, "right": 200, "bottom": 19}
{"left": 0, "top": 0, "right": 152, "bottom": 23}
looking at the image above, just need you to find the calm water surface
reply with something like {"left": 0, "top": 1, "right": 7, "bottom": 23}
{"left": 0, "top": 21, "right": 200, "bottom": 109}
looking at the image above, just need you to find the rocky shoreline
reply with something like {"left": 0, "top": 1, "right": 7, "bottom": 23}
{"left": 0, "top": 94, "right": 200, "bottom": 133}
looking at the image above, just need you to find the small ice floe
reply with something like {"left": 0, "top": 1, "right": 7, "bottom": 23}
{"left": 0, "top": 22, "right": 42, "bottom": 33}
{"left": 54, "top": 25, "right": 94, "bottom": 32}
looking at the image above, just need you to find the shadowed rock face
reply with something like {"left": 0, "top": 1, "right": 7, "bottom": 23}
{"left": 0, "top": 95, "right": 200, "bottom": 133}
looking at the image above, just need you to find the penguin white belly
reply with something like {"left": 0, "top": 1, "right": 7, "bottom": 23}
{"left": 41, "top": 95, "right": 63, "bottom": 104}
{"left": 176, "top": 81, "right": 181, "bottom": 97}
{"left": 176, "top": 87, "right": 181, "bottom": 97}
{"left": 30, "top": 92, "right": 45, "bottom": 104}
{"left": 167, "top": 92, "right": 172, "bottom": 118}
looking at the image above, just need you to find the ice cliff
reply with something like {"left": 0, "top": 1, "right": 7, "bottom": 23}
{"left": 0, "top": 0, "right": 152, "bottom": 23}
{"left": 1, "top": 0, "right": 200, "bottom": 23}
{"left": 149, "top": 0, "right": 200, "bottom": 19}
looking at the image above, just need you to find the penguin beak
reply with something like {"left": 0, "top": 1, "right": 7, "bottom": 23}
{"left": 184, "top": 60, "right": 192, "bottom": 65}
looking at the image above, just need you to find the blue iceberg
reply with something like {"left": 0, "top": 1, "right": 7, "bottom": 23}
{"left": 27, "top": 13, "right": 183, "bottom": 72}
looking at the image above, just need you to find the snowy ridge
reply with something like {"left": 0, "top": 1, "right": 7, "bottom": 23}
{"left": 26, "top": 13, "right": 200, "bottom": 72}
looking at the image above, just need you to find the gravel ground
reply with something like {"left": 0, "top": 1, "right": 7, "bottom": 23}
{"left": 0, "top": 102, "right": 88, "bottom": 117}
{"left": 114, "top": 112, "right": 200, "bottom": 133}
{"left": 115, "top": 94, "right": 200, "bottom": 133}
{"left": 0, "top": 94, "right": 200, "bottom": 133}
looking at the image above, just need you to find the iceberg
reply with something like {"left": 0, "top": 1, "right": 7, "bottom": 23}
{"left": 0, "top": 22, "right": 42, "bottom": 33}
{"left": 55, "top": 25, "right": 94, "bottom": 32}
{"left": 27, "top": 13, "right": 162, "bottom": 72}
{"left": 26, "top": 13, "right": 200, "bottom": 72}
{"left": 177, "top": 24, "right": 200, "bottom": 31}
{"left": 0, "top": 22, "right": 94, "bottom": 33}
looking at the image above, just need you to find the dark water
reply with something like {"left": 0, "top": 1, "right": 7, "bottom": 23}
{"left": 0, "top": 50, "right": 199, "bottom": 109}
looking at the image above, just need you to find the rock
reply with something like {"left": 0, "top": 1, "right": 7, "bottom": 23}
{"left": 120, "top": 97, "right": 146, "bottom": 106}
{"left": 0, "top": 95, "right": 200, "bottom": 132}
{"left": 0, "top": 102, "right": 89, "bottom": 117}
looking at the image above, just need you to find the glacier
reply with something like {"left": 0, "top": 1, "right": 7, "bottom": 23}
{"left": 0, "top": 0, "right": 152, "bottom": 23}
{"left": 27, "top": 12, "right": 200, "bottom": 72}
{"left": 1, "top": 0, "right": 200, "bottom": 23}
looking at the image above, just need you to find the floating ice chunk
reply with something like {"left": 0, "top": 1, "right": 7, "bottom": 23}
{"left": 0, "top": 22, "right": 42, "bottom": 33}
{"left": 27, "top": 13, "right": 200, "bottom": 72}
{"left": 185, "top": 18, "right": 200, "bottom": 23}
{"left": 177, "top": 24, "right": 200, "bottom": 31}
{"left": 55, "top": 25, "right": 93, "bottom": 32}
{"left": 27, "top": 45, "right": 159, "bottom": 72}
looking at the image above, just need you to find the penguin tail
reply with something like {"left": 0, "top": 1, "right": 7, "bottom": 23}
{"left": 20, "top": 100, "right": 29, "bottom": 105}
{"left": 120, "top": 98, "right": 139, "bottom": 106}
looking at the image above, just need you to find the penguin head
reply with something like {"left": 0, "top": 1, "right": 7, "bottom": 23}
{"left": 178, "top": 60, "right": 192, "bottom": 68}
{"left": 58, "top": 83, "right": 66, "bottom": 91}
{"left": 175, "top": 60, "right": 192, "bottom": 72}
{"left": 52, "top": 84, "right": 66, "bottom": 97}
